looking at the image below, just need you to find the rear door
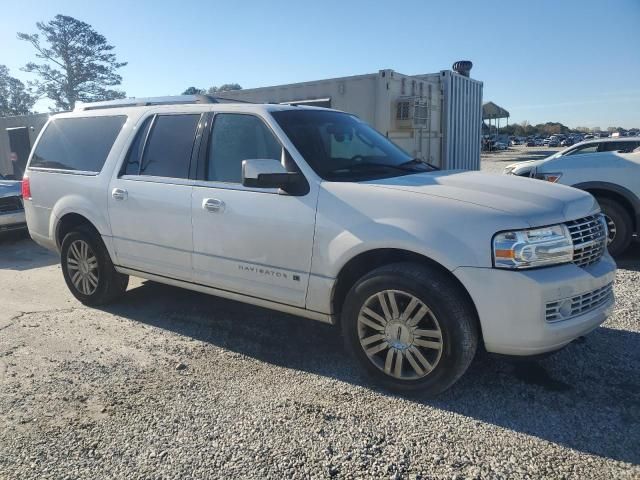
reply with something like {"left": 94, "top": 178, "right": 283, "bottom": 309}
{"left": 108, "top": 112, "right": 203, "bottom": 281}
{"left": 190, "top": 112, "right": 317, "bottom": 307}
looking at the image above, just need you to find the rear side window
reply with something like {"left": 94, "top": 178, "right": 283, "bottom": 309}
{"left": 31, "top": 116, "right": 126, "bottom": 172}
{"left": 601, "top": 141, "right": 639, "bottom": 153}
{"left": 139, "top": 114, "right": 200, "bottom": 178}
{"left": 120, "top": 116, "right": 153, "bottom": 176}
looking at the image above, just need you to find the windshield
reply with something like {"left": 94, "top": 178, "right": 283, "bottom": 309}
{"left": 271, "top": 109, "right": 434, "bottom": 181}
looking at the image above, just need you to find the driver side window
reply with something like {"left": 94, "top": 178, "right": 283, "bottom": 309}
{"left": 207, "top": 114, "right": 282, "bottom": 183}
{"left": 565, "top": 144, "right": 598, "bottom": 156}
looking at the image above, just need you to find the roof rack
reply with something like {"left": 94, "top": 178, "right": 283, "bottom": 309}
{"left": 74, "top": 94, "right": 251, "bottom": 112}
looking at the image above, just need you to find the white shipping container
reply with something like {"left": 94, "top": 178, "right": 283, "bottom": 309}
{"left": 220, "top": 68, "right": 483, "bottom": 170}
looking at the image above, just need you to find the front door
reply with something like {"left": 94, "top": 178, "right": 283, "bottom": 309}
{"left": 108, "top": 113, "right": 202, "bottom": 281}
{"left": 191, "top": 112, "right": 317, "bottom": 307}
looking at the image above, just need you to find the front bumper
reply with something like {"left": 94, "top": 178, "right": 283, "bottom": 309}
{"left": 454, "top": 254, "right": 616, "bottom": 356}
{"left": 0, "top": 209, "right": 26, "bottom": 231}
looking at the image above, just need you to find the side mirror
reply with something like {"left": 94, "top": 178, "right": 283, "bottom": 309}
{"left": 242, "top": 159, "right": 306, "bottom": 194}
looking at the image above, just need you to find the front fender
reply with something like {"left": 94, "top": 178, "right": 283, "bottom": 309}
{"left": 312, "top": 183, "right": 528, "bottom": 278}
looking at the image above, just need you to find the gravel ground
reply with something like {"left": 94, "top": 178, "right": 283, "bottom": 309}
{"left": 1, "top": 159, "right": 639, "bottom": 478}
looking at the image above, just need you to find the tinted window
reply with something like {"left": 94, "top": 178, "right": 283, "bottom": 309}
{"left": 565, "top": 144, "right": 599, "bottom": 156}
{"left": 207, "top": 114, "right": 282, "bottom": 183}
{"left": 601, "top": 141, "right": 639, "bottom": 153}
{"left": 140, "top": 114, "right": 200, "bottom": 178}
{"left": 31, "top": 116, "right": 126, "bottom": 172}
{"left": 120, "top": 116, "right": 153, "bottom": 176}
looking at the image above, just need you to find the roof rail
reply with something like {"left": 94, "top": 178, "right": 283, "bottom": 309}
{"left": 74, "top": 94, "right": 251, "bottom": 112}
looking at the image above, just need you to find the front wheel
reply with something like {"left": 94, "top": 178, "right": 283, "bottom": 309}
{"left": 341, "top": 262, "right": 479, "bottom": 395}
{"left": 61, "top": 228, "right": 129, "bottom": 306}
{"left": 597, "top": 198, "right": 633, "bottom": 256}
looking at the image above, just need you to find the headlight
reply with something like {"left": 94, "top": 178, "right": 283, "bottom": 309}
{"left": 493, "top": 224, "right": 573, "bottom": 269}
{"left": 534, "top": 172, "right": 562, "bottom": 183}
{"left": 503, "top": 165, "right": 516, "bottom": 175}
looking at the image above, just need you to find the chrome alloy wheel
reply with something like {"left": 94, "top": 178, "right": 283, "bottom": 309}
{"left": 604, "top": 214, "right": 616, "bottom": 245}
{"left": 357, "top": 290, "right": 443, "bottom": 380}
{"left": 66, "top": 239, "right": 99, "bottom": 295}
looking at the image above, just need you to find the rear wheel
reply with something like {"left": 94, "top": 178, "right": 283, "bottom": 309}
{"left": 341, "top": 262, "right": 478, "bottom": 395}
{"left": 597, "top": 197, "right": 632, "bottom": 256}
{"left": 61, "top": 228, "right": 128, "bottom": 305}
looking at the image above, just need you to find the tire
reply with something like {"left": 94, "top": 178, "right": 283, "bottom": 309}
{"left": 60, "top": 227, "right": 129, "bottom": 306}
{"left": 340, "top": 262, "right": 479, "bottom": 395}
{"left": 597, "top": 197, "right": 633, "bottom": 256}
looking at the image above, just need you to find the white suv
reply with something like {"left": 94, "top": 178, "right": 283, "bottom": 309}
{"left": 23, "top": 96, "right": 616, "bottom": 395}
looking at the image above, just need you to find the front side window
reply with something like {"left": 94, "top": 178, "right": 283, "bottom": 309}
{"left": 272, "top": 110, "right": 433, "bottom": 181}
{"left": 564, "top": 144, "right": 599, "bottom": 156}
{"left": 206, "top": 114, "right": 282, "bottom": 183}
{"left": 31, "top": 116, "right": 126, "bottom": 172}
{"left": 139, "top": 114, "right": 200, "bottom": 178}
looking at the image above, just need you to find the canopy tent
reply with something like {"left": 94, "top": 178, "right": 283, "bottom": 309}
{"left": 482, "top": 101, "right": 510, "bottom": 138}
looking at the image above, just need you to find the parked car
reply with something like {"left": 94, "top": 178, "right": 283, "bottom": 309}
{"left": 548, "top": 139, "right": 560, "bottom": 147}
{"left": 560, "top": 139, "right": 574, "bottom": 147}
{"left": 505, "top": 142, "right": 640, "bottom": 255}
{"left": 493, "top": 142, "right": 508, "bottom": 150}
{"left": 526, "top": 140, "right": 536, "bottom": 147}
{"left": 0, "top": 174, "right": 26, "bottom": 233}
{"left": 504, "top": 137, "right": 640, "bottom": 178}
{"left": 535, "top": 139, "right": 544, "bottom": 146}
{"left": 23, "top": 95, "right": 616, "bottom": 395}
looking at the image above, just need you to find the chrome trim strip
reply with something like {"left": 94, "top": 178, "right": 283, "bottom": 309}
{"left": 114, "top": 266, "right": 335, "bottom": 325}
{"left": 27, "top": 167, "right": 99, "bottom": 176}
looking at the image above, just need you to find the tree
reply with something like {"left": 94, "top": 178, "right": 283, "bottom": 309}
{"left": 18, "top": 15, "right": 127, "bottom": 111}
{"left": 0, "top": 65, "right": 36, "bottom": 116}
{"left": 207, "top": 83, "right": 242, "bottom": 95}
{"left": 182, "top": 86, "right": 205, "bottom": 95}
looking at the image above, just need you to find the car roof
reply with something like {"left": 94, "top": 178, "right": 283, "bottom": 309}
{"left": 572, "top": 137, "right": 640, "bottom": 147}
{"left": 49, "top": 95, "right": 345, "bottom": 120}
{"left": 51, "top": 101, "right": 343, "bottom": 121}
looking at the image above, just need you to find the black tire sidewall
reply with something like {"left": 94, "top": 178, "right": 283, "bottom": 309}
{"left": 341, "top": 263, "right": 478, "bottom": 394}
{"left": 598, "top": 198, "right": 632, "bottom": 256}
{"left": 60, "top": 229, "right": 120, "bottom": 305}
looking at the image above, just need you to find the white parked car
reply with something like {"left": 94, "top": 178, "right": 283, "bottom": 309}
{"left": 504, "top": 138, "right": 640, "bottom": 255}
{"left": 23, "top": 96, "right": 616, "bottom": 395}
{"left": 504, "top": 137, "right": 640, "bottom": 177}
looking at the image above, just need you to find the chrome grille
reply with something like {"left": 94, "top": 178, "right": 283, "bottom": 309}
{"left": 566, "top": 214, "right": 607, "bottom": 267}
{"left": 546, "top": 283, "right": 614, "bottom": 323}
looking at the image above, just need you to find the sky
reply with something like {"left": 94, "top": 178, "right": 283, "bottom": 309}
{"left": 1, "top": 0, "right": 639, "bottom": 129}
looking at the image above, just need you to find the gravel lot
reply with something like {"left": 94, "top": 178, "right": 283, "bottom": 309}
{"left": 1, "top": 153, "right": 639, "bottom": 479}
{"left": 480, "top": 145, "right": 564, "bottom": 175}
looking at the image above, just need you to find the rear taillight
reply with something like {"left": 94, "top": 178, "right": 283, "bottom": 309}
{"left": 22, "top": 176, "right": 32, "bottom": 200}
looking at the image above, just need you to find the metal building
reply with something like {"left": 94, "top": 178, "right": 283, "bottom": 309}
{"left": 220, "top": 64, "right": 483, "bottom": 170}
{"left": 0, "top": 113, "right": 49, "bottom": 178}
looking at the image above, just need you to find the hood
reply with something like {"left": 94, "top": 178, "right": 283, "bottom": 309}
{"left": 363, "top": 171, "right": 598, "bottom": 226}
{"left": 0, "top": 180, "right": 22, "bottom": 199}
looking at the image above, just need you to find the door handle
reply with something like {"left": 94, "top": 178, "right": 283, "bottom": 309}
{"left": 203, "top": 198, "right": 225, "bottom": 213}
{"left": 112, "top": 188, "right": 128, "bottom": 200}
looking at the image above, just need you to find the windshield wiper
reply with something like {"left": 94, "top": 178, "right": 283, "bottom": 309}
{"left": 328, "top": 162, "right": 410, "bottom": 174}
{"left": 399, "top": 158, "right": 439, "bottom": 170}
